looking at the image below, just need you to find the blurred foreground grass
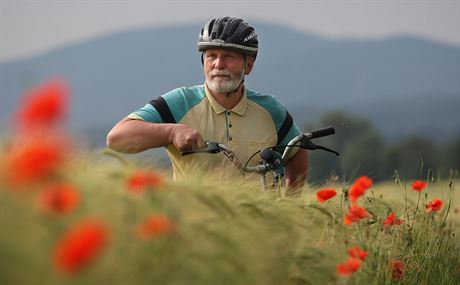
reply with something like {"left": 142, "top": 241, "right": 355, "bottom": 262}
{"left": 1, "top": 152, "right": 459, "bottom": 285}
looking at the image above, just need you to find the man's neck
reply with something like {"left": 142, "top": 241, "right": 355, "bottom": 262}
{"left": 209, "top": 84, "right": 245, "bottom": 110}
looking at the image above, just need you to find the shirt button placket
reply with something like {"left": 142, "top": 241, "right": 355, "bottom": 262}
{"left": 226, "top": 111, "right": 233, "bottom": 141}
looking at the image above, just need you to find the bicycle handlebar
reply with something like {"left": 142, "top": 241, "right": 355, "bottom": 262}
{"left": 180, "top": 126, "right": 339, "bottom": 175}
{"left": 308, "top": 126, "right": 335, "bottom": 139}
{"left": 280, "top": 125, "right": 339, "bottom": 162}
{"left": 181, "top": 142, "right": 229, "bottom": 156}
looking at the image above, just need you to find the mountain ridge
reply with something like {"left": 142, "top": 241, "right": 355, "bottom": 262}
{"left": 1, "top": 21, "right": 458, "bottom": 146}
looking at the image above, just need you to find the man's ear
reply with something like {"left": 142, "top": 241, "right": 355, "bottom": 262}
{"left": 244, "top": 56, "right": 255, "bottom": 75}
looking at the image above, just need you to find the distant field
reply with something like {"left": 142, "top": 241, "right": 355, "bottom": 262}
{"left": 316, "top": 178, "right": 460, "bottom": 237}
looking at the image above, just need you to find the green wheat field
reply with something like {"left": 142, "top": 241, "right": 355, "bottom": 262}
{"left": 1, "top": 149, "right": 459, "bottom": 285}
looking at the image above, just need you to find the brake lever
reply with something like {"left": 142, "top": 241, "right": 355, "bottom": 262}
{"left": 315, "top": 145, "right": 340, "bottom": 156}
{"left": 300, "top": 138, "right": 340, "bottom": 156}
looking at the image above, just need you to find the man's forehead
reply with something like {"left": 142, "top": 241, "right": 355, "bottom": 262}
{"left": 205, "top": 49, "right": 244, "bottom": 57}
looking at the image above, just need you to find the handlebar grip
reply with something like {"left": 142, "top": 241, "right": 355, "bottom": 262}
{"left": 310, "top": 126, "right": 335, "bottom": 139}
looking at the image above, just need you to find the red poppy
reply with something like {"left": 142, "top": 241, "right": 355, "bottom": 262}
{"left": 411, "top": 180, "right": 427, "bottom": 192}
{"left": 16, "top": 79, "right": 69, "bottom": 131}
{"left": 127, "top": 170, "right": 164, "bottom": 193}
{"left": 135, "top": 214, "right": 174, "bottom": 240}
{"left": 383, "top": 211, "right": 404, "bottom": 227}
{"left": 337, "top": 257, "right": 362, "bottom": 276}
{"left": 5, "top": 137, "right": 67, "bottom": 186}
{"left": 344, "top": 204, "right": 370, "bottom": 225}
{"left": 316, "top": 188, "right": 337, "bottom": 202}
{"left": 347, "top": 246, "right": 368, "bottom": 261}
{"left": 425, "top": 198, "right": 443, "bottom": 213}
{"left": 349, "top": 176, "right": 373, "bottom": 202}
{"left": 355, "top": 176, "right": 373, "bottom": 189}
{"left": 37, "top": 183, "right": 80, "bottom": 215}
{"left": 53, "top": 219, "right": 109, "bottom": 275}
{"left": 389, "top": 259, "right": 404, "bottom": 279}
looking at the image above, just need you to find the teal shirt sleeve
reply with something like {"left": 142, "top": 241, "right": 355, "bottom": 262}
{"left": 129, "top": 86, "right": 205, "bottom": 123}
{"left": 129, "top": 103, "right": 163, "bottom": 122}
{"left": 280, "top": 120, "right": 302, "bottom": 146}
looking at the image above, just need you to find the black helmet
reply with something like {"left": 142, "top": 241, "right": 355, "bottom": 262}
{"left": 198, "top": 17, "right": 258, "bottom": 59}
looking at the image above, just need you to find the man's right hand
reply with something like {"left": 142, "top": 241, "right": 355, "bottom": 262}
{"left": 171, "top": 124, "right": 205, "bottom": 152}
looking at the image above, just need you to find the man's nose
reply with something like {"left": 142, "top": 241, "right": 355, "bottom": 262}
{"left": 214, "top": 56, "right": 226, "bottom": 69}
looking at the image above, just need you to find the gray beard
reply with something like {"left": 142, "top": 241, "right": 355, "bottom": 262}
{"left": 206, "top": 70, "right": 245, "bottom": 95}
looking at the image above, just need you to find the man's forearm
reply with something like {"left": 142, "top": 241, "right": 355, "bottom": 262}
{"left": 285, "top": 149, "right": 308, "bottom": 196}
{"left": 107, "top": 118, "right": 176, "bottom": 153}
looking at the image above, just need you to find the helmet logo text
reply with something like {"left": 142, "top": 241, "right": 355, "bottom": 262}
{"left": 243, "top": 31, "right": 256, "bottom": 43}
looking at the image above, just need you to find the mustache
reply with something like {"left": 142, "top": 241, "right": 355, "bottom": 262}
{"left": 210, "top": 70, "right": 232, "bottom": 77}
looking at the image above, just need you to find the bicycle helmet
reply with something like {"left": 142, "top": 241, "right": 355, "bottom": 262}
{"left": 198, "top": 17, "right": 259, "bottom": 59}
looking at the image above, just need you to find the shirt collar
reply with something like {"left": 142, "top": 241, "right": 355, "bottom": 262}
{"left": 204, "top": 83, "right": 247, "bottom": 116}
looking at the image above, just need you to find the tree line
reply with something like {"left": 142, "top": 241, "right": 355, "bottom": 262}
{"left": 303, "top": 111, "right": 460, "bottom": 183}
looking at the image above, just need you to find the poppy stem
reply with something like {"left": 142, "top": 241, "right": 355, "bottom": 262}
{"left": 440, "top": 179, "right": 454, "bottom": 228}
{"left": 415, "top": 191, "right": 421, "bottom": 215}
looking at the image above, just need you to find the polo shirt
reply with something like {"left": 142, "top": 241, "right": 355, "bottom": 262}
{"left": 128, "top": 84, "right": 301, "bottom": 179}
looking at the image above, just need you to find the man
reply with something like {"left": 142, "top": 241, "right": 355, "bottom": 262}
{"left": 107, "top": 17, "right": 308, "bottom": 192}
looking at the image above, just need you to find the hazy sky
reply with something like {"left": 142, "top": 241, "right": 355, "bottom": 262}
{"left": 1, "top": 0, "right": 459, "bottom": 63}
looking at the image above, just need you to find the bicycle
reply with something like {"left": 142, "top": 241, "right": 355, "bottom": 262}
{"left": 182, "top": 126, "right": 339, "bottom": 193}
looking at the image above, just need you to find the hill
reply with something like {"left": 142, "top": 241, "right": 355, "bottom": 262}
{"left": 1, "top": 22, "right": 458, "bottom": 146}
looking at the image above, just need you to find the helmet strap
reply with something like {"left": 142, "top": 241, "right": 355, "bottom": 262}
{"left": 225, "top": 78, "right": 244, "bottom": 97}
